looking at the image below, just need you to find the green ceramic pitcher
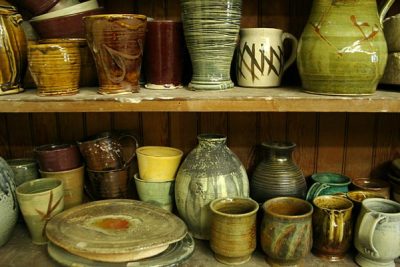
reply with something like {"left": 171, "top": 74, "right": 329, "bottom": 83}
{"left": 297, "top": 0, "right": 395, "bottom": 95}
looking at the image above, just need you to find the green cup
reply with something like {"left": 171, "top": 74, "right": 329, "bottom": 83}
{"left": 306, "top": 172, "right": 351, "bottom": 201}
{"left": 134, "top": 174, "right": 174, "bottom": 212}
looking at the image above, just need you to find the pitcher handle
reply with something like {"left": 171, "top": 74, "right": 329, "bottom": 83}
{"left": 379, "top": 0, "right": 396, "bottom": 25}
{"left": 306, "top": 182, "right": 330, "bottom": 201}
{"left": 118, "top": 134, "right": 140, "bottom": 169}
{"left": 281, "top": 32, "right": 298, "bottom": 73}
{"left": 358, "top": 212, "right": 386, "bottom": 258}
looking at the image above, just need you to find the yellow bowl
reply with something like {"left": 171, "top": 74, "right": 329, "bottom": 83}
{"left": 136, "top": 146, "right": 183, "bottom": 181}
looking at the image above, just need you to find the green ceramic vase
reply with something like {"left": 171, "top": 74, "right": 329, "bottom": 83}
{"left": 297, "top": 0, "right": 395, "bottom": 95}
{"left": 180, "top": 0, "right": 242, "bottom": 90}
{"left": 175, "top": 134, "right": 250, "bottom": 240}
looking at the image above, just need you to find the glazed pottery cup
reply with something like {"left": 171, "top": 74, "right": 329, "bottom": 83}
{"left": 144, "top": 20, "right": 184, "bottom": 90}
{"left": 237, "top": 28, "right": 298, "bottom": 87}
{"left": 136, "top": 146, "right": 183, "bottom": 181}
{"left": 16, "top": 178, "right": 64, "bottom": 245}
{"left": 134, "top": 174, "right": 175, "bottom": 212}
{"left": 354, "top": 198, "right": 400, "bottom": 267}
{"left": 39, "top": 165, "right": 84, "bottom": 209}
{"left": 351, "top": 178, "right": 391, "bottom": 199}
{"left": 306, "top": 172, "right": 351, "bottom": 201}
{"left": 312, "top": 195, "right": 354, "bottom": 261}
{"left": 28, "top": 40, "right": 81, "bottom": 96}
{"left": 83, "top": 14, "right": 147, "bottom": 94}
{"left": 261, "top": 197, "right": 313, "bottom": 267}
{"left": 39, "top": 38, "right": 98, "bottom": 87}
{"left": 34, "top": 143, "right": 82, "bottom": 172}
{"left": 77, "top": 131, "right": 139, "bottom": 171}
{"left": 209, "top": 197, "right": 259, "bottom": 265}
{"left": 6, "top": 158, "right": 38, "bottom": 186}
{"left": 86, "top": 167, "right": 129, "bottom": 199}
{"left": 344, "top": 190, "right": 384, "bottom": 217}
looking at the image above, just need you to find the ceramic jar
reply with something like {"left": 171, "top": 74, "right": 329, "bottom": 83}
{"left": 175, "top": 134, "right": 250, "bottom": 240}
{"left": 180, "top": 0, "right": 242, "bottom": 90}
{"left": 0, "top": 1, "right": 27, "bottom": 95}
{"left": 297, "top": 0, "right": 395, "bottom": 95}
{"left": 250, "top": 141, "right": 307, "bottom": 203}
{"left": 0, "top": 157, "right": 18, "bottom": 247}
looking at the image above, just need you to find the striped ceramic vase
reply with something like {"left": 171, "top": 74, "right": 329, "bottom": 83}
{"left": 180, "top": 0, "right": 242, "bottom": 90}
{"left": 175, "top": 134, "right": 250, "bottom": 240}
{"left": 250, "top": 141, "right": 307, "bottom": 204}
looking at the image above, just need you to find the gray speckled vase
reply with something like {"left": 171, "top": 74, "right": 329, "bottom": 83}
{"left": 0, "top": 157, "right": 18, "bottom": 247}
{"left": 175, "top": 134, "right": 250, "bottom": 240}
{"left": 180, "top": 0, "right": 242, "bottom": 90}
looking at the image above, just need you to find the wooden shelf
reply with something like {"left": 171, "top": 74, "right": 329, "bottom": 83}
{"left": 0, "top": 223, "right": 372, "bottom": 267}
{"left": 0, "top": 86, "right": 399, "bottom": 113}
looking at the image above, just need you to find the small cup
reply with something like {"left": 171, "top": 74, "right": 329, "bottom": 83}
{"left": 237, "top": 28, "right": 298, "bottom": 87}
{"left": 261, "top": 197, "right": 313, "bottom": 266}
{"left": 6, "top": 158, "right": 39, "bottom": 186}
{"left": 34, "top": 143, "right": 82, "bottom": 172}
{"left": 306, "top": 172, "right": 351, "bottom": 201}
{"left": 28, "top": 40, "right": 81, "bottom": 96}
{"left": 209, "top": 197, "right": 259, "bottom": 265}
{"left": 144, "top": 20, "right": 184, "bottom": 90}
{"left": 351, "top": 178, "right": 391, "bottom": 199}
{"left": 134, "top": 173, "right": 175, "bottom": 212}
{"left": 16, "top": 178, "right": 64, "bottom": 245}
{"left": 39, "top": 165, "right": 84, "bottom": 209}
{"left": 86, "top": 167, "right": 129, "bottom": 199}
{"left": 136, "top": 146, "right": 183, "bottom": 181}
{"left": 312, "top": 195, "right": 354, "bottom": 261}
{"left": 77, "top": 131, "right": 139, "bottom": 171}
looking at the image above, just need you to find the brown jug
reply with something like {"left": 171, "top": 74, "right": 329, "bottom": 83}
{"left": 0, "top": 0, "right": 27, "bottom": 95}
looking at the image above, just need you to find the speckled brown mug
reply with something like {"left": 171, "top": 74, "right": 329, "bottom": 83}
{"left": 77, "top": 131, "right": 139, "bottom": 171}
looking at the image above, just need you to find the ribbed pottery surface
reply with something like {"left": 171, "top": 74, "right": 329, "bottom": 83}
{"left": 180, "top": 0, "right": 242, "bottom": 89}
{"left": 250, "top": 142, "right": 307, "bottom": 203}
{"left": 175, "top": 134, "right": 249, "bottom": 240}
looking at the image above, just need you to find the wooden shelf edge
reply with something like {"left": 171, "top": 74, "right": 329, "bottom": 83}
{"left": 0, "top": 86, "right": 399, "bottom": 113}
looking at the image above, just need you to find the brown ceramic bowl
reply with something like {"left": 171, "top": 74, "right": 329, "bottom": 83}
{"left": 30, "top": 7, "right": 104, "bottom": 39}
{"left": 34, "top": 143, "right": 82, "bottom": 172}
{"left": 19, "top": 0, "right": 60, "bottom": 16}
{"left": 351, "top": 178, "right": 391, "bottom": 199}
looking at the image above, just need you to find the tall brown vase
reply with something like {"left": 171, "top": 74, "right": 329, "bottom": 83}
{"left": 250, "top": 141, "right": 307, "bottom": 204}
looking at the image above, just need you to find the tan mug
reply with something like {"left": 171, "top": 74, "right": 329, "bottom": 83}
{"left": 237, "top": 28, "right": 298, "bottom": 87}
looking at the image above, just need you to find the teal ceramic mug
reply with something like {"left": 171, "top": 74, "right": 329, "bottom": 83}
{"left": 306, "top": 172, "right": 351, "bottom": 201}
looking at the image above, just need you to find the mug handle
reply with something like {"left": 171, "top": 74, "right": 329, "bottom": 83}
{"left": 358, "top": 212, "right": 386, "bottom": 258}
{"left": 118, "top": 134, "right": 140, "bottom": 169}
{"left": 306, "top": 182, "right": 330, "bottom": 201}
{"left": 281, "top": 32, "right": 298, "bottom": 73}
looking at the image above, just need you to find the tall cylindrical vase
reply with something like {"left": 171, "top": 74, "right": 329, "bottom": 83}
{"left": 250, "top": 141, "right": 307, "bottom": 204}
{"left": 175, "top": 134, "right": 250, "bottom": 240}
{"left": 180, "top": 0, "right": 242, "bottom": 90}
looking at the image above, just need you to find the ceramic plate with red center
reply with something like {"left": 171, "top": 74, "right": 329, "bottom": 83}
{"left": 45, "top": 199, "right": 187, "bottom": 262}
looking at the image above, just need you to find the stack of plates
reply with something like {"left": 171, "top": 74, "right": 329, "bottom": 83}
{"left": 388, "top": 158, "right": 400, "bottom": 202}
{"left": 45, "top": 199, "right": 194, "bottom": 266}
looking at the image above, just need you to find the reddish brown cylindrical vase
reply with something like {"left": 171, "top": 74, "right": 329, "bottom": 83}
{"left": 144, "top": 20, "right": 184, "bottom": 90}
{"left": 83, "top": 14, "right": 147, "bottom": 94}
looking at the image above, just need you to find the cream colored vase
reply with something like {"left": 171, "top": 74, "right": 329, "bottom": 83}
{"left": 354, "top": 198, "right": 400, "bottom": 267}
{"left": 297, "top": 0, "right": 395, "bottom": 95}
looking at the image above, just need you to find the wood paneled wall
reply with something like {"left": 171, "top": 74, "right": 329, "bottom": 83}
{"left": 1, "top": 0, "right": 399, "bottom": 181}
